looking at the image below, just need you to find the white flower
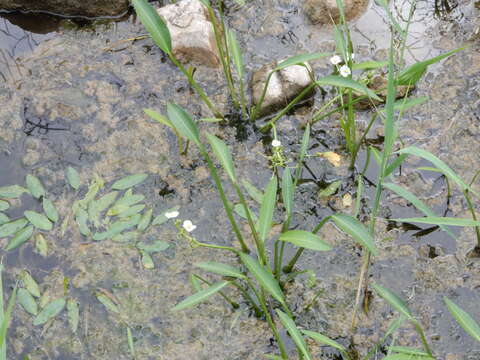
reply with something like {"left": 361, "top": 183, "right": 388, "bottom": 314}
{"left": 350, "top": 53, "right": 355, "bottom": 60}
{"left": 272, "top": 139, "right": 282, "bottom": 148}
{"left": 339, "top": 65, "right": 351, "bottom": 77}
{"left": 182, "top": 220, "right": 197, "bottom": 232}
{"left": 165, "top": 211, "right": 179, "bottom": 219}
{"left": 330, "top": 55, "right": 342, "bottom": 65}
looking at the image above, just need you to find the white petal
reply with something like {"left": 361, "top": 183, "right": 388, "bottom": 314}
{"left": 339, "top": 65, "right": 351, "bottom": 77}
{"left": 183, "top": 220, "right": 196, "bottom": 232}
{"left": 330, "top": 55, "right": 342, "bottom": 65}
{"left": 165, "top": 211, "right": 179, "bottom": 219}
{"left": 272, "top": 139, "right": 281, "bottom": 147}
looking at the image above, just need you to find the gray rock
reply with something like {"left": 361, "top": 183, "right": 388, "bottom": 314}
{"left": 303, "top": 0, "right": 369, "bottom": 25}
{"left": 0, "top": 0, "right": 129, "bottom": 17}
{"left": 157, "top": 0, "right": 220, "bottom": 67}
{"left": 251, "top": 60, "right": 315, "bottom": 117}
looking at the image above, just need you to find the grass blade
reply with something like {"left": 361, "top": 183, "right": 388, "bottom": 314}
{"left": 389, "top": 346, "right": 432, "bottom": 356}
{"left": 206, "top": 133, "right": 237, "bottom": 183}
{"left": 393, "top": 217, "right": 480, "bottom": 227}
{"left": 132, "top": 0, "right": 172, "bottom": 55}
{"left": 331, "top": 214, "right": 377, "bottom": 255}
{"left": 194, "top": 262, "right": 245, "bottom": 279}
{"left": 302, "top": 330, "right": 347, "bottom": 353}
{"left": 276, "top": 309, "right": 312, "bottom": 360}
{"left": 239, "top": 253, "right": 285, "bottom": 305}
{"left": 258, "top": 176, "right": 277, "bottom": 243}
{"left": 372, "top": 283, "right": 413, "bottom": 321}
{"left": 279, "top": 230, "right": 331, "bottom": 251}
{"left": 167, "top": 103, "right": 201, "bottom": 146}
{"left": 274, "top": 52, "right": 330, "bottom": 71}
{"left": 444, "top": 297, "right": 480, "bottom": 342}
{"left": 172, "top": 281, "right": 229, "bottom": 311}
{"left": 316, "top": 76, "right": 382, "bottom": 102}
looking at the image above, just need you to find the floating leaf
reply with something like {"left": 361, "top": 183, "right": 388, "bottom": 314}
{"left": 75, "top": 208, "right": 90, "bottom": 236}
{"left": 279, "top": 230, "right": 331, "bottom": 251}
{"left": 34, "top": 234, "right": 48, "bottom": 257}
{"left": 318, "top": 180, "right": 342, "bottom": 198}
{"left": 88, "top": 191, "right": 118, "bottom": 225}
{"left": 331, "top": 213, "right": 378, "bottom": 255}
{"left": 316, "top": 75, "right": 382, "bottom": 101}
{"left": 95, "top": 292, "right": 120, "bottom": 314}
{"left": 42, "top": 198, "right": 59, "bottom": 223}
{"left": 137, "top": 208, "right": 153, "bottom": 232}
{"left": 282, "top": 168, "right": 293, "bottom": 218}
{"left": 140, "top": 250, "right": 155, "bottom": 269}
{"left": 20, "top": 271, "right": 40, "bottom": 298}
{"left": 136, "top": 240, "right": 169, "bottom": 253}
{"left": 258, "top": 176, "right": 277, "bottom": 243}
{"left": 239, "top": 253, "right": 285, "bottom": 305}
{"left": 393, "top": 217, "right": 480, "bottom": 227}
{"left": 242, "top": 179, "right": 264, "bottom": 204}
{"left": 195, "top": 262, "right": 245, "bottom": 279}
{"left": 112, "top": 231, "right": 139, "bottom": 243}
{"left": 78, "top": 174, "right": 104, "bottom": 208}
{"left": 132, "top": 0, "right": 172, "bottom": 55}
{"left": 172, "top": 281, "right": 229, "bottom": 311}
{"left": 302, "top": 330, "right": 347, "bottom": 353}
{"left": 372, "top": 283, "right": 413, "bottom": 321}
{"left": 0, "top": 201, "right": 9, "bottom": 212}
{"left": 206, "top": 133, "right": 237, "bottom": 183}
{"left": 93, "top": 214, "right": 141, "bottom": 241}
{"left": 108, "top": 193, "right": 145, "bottom": 216}
{"left": 33, "top": 298, "right": 66, "bottom": 326}
{"left": 112, "top": 174, "right": 148, "bottom": 191}
{"left": 117, "top": 204, "right": 146, "bottom": 218}
{"left": 5, "top": 226, "right": 33, "bottom": 251}
{"left": 152, "top": 206, "right": 180, "bottom": 226}
{"left": 276, "top": 309, "right": 312, "bottom": 360}
{"left": 0, "top": 218, "right": 28, "bottom": 238}
{"left": 0, "top": 185, "right": 27, "bottom": 199}
{"left": 65, "top": 167, "right": 81, "bottom": 190}
{"left": 167, "top": 103, "right": 201, "bottom": 146}
{"left": 17, "top": 288, "right": 38, "bottom": 316}
{"left": 444, "top": 297, "right": 480, "bottom": 342}
{"left": 26, "top": 175, "right": 45, "bottom": 199}
{"left": 67, "top": 298, "right": 79, "bottom": 333}
{"left": 24, "top": 211, "right": 52, "bottom": 231}
{"left": 0, "top": 213, "right": 8, "bottom": 225}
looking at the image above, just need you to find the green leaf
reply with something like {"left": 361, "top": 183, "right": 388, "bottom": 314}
{"left": 0, "top": 185, "right": 27, "bottom": 199}
{"left": 389, "top": 346, "right": 432, "bottom": 356}
{"left": 117, "top": 204, "right": 146, "bottom": 218}
{"left": 302, "top": 330, "right": 347, "bottom": 353}
{"left": 384, "top": 154, "right": 408, "bottom": 177}
{"left": 242, "top": 179, "right": 264, "bottom": 204}
{"left": 264, "top": 355, "right": 283, "bottom": 360}
{"left": 93, "top": 214, "right": 142, "bottom": 241}
{"left": 318, "top": 180, "right": 341, "bottom": 198}
{"left": 393, "top": 217, "right": 480, "bottom": 227}
{"left": 233, "top": 203, "right": 258, "bottom": 222}
{"left": 172, "top": 281, "right": 229, "bottom": 311}
{"left": 152, "top": 206, "right": 180, "bottom": 225}
{"left": 227, "top": 29, "right": 245, "bottom": 79}
{"left": 274, "top": 52, "right": 330, "bottom": 71}
{"left": 136, "top": 240, "right": 169, "bottom": 253}
{"left": 88, "top": 191, "right": 119, "bottom": 225}
{"left": 95, "top": 292, "right": 120, "bottom": 314}
{"left": 331, "top": 213, "right": 377, "bottom": 255}
{"left": 383, "top": 183, "right": 456, "bottom": 239}
{"left": 132, "top": 0, "right": 172, "bottom": 55}
{"left": 5, "top": 226, "right": 33, "bottom": 251}
{"left": 352, "top": 60, "right": 388, "bottom": 70}
{"left": 0, "top": 213, "right": 8, "bottom": 225}
{"left": 0, "top": 282, "right": 17, "bottom": 359}
{"left": 140, "top": 250, "right": 155, "bottom": 269}
{"left": 75, "top": 207, "right": 90, "bottom": 236}
{"left": 383, "top": 355, "right": 434, "bottom": 360}
{"left": 24, "top": 211, "right": 52, "bottom": 231}
{"left": 389, "top": 96, "right": 429, "bottom": 113}
{"left": 33, "top": 298, "right": 66, "bottom": 326}
{"left": 396, "top": 146, "right": 477, "bottom": 196}
{"left": 279, "top": 230, "right": 331, "bottom": 251}
{"left": 20, "top": 271, "right": 40, "bottom": 298}
{"left": 112, "top": 231, "right": 139, "bottom": 243}
{"left": 190, "top": 274, "right": 203, "bottom": 292}
{"left": 17, "top": 288, "right": 38, "bottom": 316}
{"left": 42, "top": 198, "right": 59, "bottom": 223}
{"left": 67, "top": 299, "right": 79, "bottom": 333}
{"left": 0, "top": 201, "right": 9, "bottom": 212}
{"left": 26, "top": 175, "right": 45, "bottom": 199}
{"left": 65, "top": 167, "right": 81, "bottom": 190}
{"left": 107, "top": 192, "right": 145, "bottom": 216}
{"left": 167, "top": 103, "right": 201, "bottom": 146}
{"left": 282, "top": 168, "right": 293, "bottom": 218}
{"left": 137, "top": 208, "right": 153, "bottom": 232}
{"left": 111, "top": 174, "right": 148, "bottom": 190}
{"left": 444, "top": 297, "right": 480, "bottom": 342}
{"left": 275, "top": 309, "right": 312, "bottom": 360}
{"left": 206, "top": 133, "right": 237, "bottom": 183}
{"left": 34, "top": 234, "right": 48, "bottom": 257}
{"left": 316, "top": 75, "right": 382, "bottom": 102}
{"left": 372, "top": 283, "right": 413, "bottom": 321}
{"left": 0, "top": 218, "right": 28, "bottom": 238}
{"left": 199, "top": 117, "right": 223, "bottom": 123}
{"left": 127, "top": 326, "right": 136, "bottom": 358}
{"left": 239, "top": 253, "right": 285, "bottom": 305}
{"left": 144, "top": 108, "right": 174, "bottom": 129}
{"left": 258, "top": 176, "right": 277, "bottom": 243}
{"left": 194, "top": 262, "right": 245, "bottom": 279}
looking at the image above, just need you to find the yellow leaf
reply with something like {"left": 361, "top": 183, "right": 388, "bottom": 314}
{"left": 317, "top": 152, "right": 342, "bottom": 167}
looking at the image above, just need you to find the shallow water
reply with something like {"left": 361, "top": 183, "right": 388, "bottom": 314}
{"left": 0, "top": 1, "right": 479, "bottom": 359}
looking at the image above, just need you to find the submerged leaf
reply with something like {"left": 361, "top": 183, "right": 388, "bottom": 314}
{"left": 65, "top": 167, "right": 81, "bottom": 190}
{"left": 152, "top": 206, "right": 180, "bottom": 226}
{"left": 26, "top": 175, "right": 46, "bottom": 199}
{"left": 0, "top": 213, "right": 9, "bottom": 225}
{"left": 0, "top": 201, "right": 9, "bottom": 212}
{"left": 24, "top": 211, "right": 52, "bottom": 231}
{"left": 67, "top": 298, "right": 80, "bottom": 333}
{"left": 75, "top": 207, "right": 90, "bottom": 236}
{"left": 33, "top": 298, "right": 66, "bottom": 326}
{"left": 0, "top": 218, "right": 28, "bottom": 238}
{"left": 0, "top": 185, "right": 28, "bottom": 199}
{"left": 20, "top": 271, "right": 40, "bottom": 298}
{"left": 318, "top": 180, "right": 342, "bottom": 198}
{"left": 140, "top": 250, "right": 155, "bottom": 269}
{"left": 42, "top": 198, "right": 59, "bottom": 223}
{"left": 17, "top": 288, "right": 38, "bottom": 316}
{"left": 34, "top": 234, "right": 48, "bottom": 257}
{"left": 5, "top": 226, "right": 33, "bottom": 251}
{"left": 172, "top": 281, "right": 229, "bottom": 311}
{"left": 136, "top": 240, "right": 169, "bottom": 253}
{"left": 111, "top": 174, "right": 148, "bottom": 191}
{"left": 96, "top": 292, "right": 120, "bottom": 314}
{"left": 117, "top": 204, "right": 146, "bottom": 218}
{"left": 93, "top": 214, "right": 141, "bottom": 241}
{"left": 137, "top": 208, "right": 153, "bottom": 232}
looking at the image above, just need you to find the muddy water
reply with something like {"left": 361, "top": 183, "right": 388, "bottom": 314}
{"left": 0, "top": 1, "right": 479, "bottom": 359}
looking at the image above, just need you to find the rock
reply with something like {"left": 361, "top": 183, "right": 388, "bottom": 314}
{"left": 157, "top": 0, "right": 220, "bottom": 67}
{"left": 304, "top": 0, "right": 369, "bottom": 25}
{"left": 251, "top": 60, "right": 315, "bottom": 117}
{"left": 0, "top": 0, "right": 129, "bottom": 17}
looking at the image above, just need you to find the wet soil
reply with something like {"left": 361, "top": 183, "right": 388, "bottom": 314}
{"left": 0, "top": 0, "right": 479, "bottom": 359}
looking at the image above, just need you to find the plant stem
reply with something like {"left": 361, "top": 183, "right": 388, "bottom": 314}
{"left": 414, "top": 322, "right": 434, "bottom": 357}
{"left": 310, "top": 94, "right": 369, "bottom": 125}
{"left": 464, "top": 190, "right": 480, "bottom": 247}
{"left": 251, "top": 71, "right": 274, "bottom": 122}
{"left": 230, "top": 281, "right": 263, "bottom": 317}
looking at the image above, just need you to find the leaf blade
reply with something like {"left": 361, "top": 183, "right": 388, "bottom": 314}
{"left": 172, "top": 281, "right": 229, "bottom": 311}
{"left": 279, "top": 230, "right": 331, "bottom": 251}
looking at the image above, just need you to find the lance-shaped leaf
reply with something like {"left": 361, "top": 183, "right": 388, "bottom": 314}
{"left": 167, "top": 103, "right": 201, "bottom": 146}
{"left": 227, "top": 29, "right": 245, "bottom": 79}
{"left": 65, "top": 167, "right": 81, "bottom": 190}
{"left": 372, "top": 283, "right": 414, "bottom": 321}
{"left": 242, "top": 179, "right": 264, "bottom": 204}
{"left": 384, "top": 355, "right": 434, "bottom": 360}
{"left": 132, "top": 0, "right": 172, "bottom": 55}
{"left": 42, "top": 198, "right": 59, "bottom": 223}
{"left": 352, "top": 60, "right": 388, "bottom": 70}
{"left": 258, "top": 176, "right": 277, "bottom": 243}
{"left": 0, "top": 201, "right": 9, "bottom": 212}
{"left": 239, "top": 253, "right": 285, "bottom": 305}
{"left": 0, "top": 213, "right": 9, "bottom": 226}
{"left": 24, "top": 211, "right": 53, "bottom": 231}
{"left": 194, "top": 262, "right": 245, "bottom": 279}
{"left": 33, "top": 298, "right": 66, "bottom": 326}
{"left": 111, "top": 174, "right": 148, "bottom": 190}
{"left": 444, "top": 297, "right": 480, "bottom": 342}
{"left": 96, "top": 292, "right": 120, "bottom": 314}
{"left": 5, "top": 226, "right": 33, "bottom": 251}
{"left": 67, "top": 298, "right": 80, "bottom": 333}
{"left": 282, "top": 168, "right": 293, "bottom": 218}
{"left": 172, "top": 281, "right": 229, "bottom": 311}
{"left": 279, "top": 230, "right": 331, "bottom": 251}
{"left": 274, "top": 52, "right": 330, "bottom": 71}
{"left": 20, "top": 271, "right": 40, "bottom": 298}
{"left": 144, "top": 108, "right": 174, "bottom": 129}
{"left": 397, "top": 146, "right": 477, "bottom": 196}
{"left": 206, "top": 133, "right": 237, "bottom": 183}
{"left": 316, "top": 75, "right": 382, "bottom": 102}
{"left": 302, "top": 330, "right": 347, "bottom": 353}
{"left": 137, "top": 208, "right": 153, "bottom": 232}
{"left": 17, "top": 288, "right": 38, "bottom": 316}
{"left": 384, "top": 183, "right": 456, "bottom": 239}
{"left": 331, "top": 214, "right": 377, "bottom": 255}
{"left": 26, "top": 175, "right": 45, "bottom": 199}
{"left": 0, "top": 218, "right": 28, "bottom": 238}
{"left": 389, "top": 346, "right": 432, "bottom": 357}
{"left": 393, "top": 217, "right": 480, "bottom": 227}
{"left": 0, "top": 185, "right": 27, "bottom": 199}
{"left": 276, "top": 309, "right": 312, "bottom": 360}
